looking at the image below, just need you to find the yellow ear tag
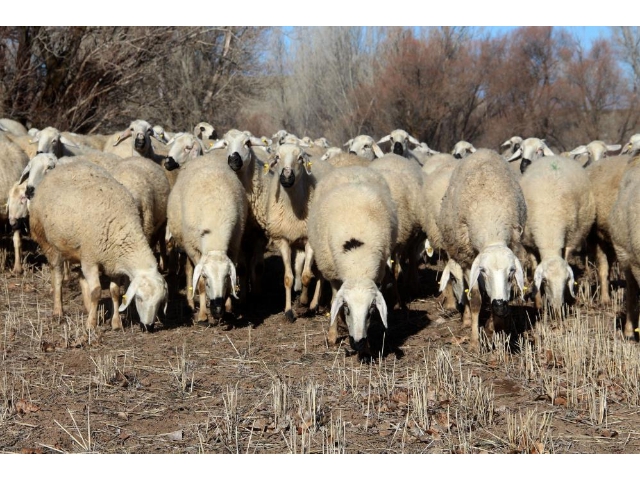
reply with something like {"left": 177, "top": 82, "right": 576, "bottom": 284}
{"left": 574, "top": 281, "right": 578, "bottom": 285}
{"left": 263, "top": 138, "right": 268, "bottom": 145}
{"left": 188, "top": 286, "right": 193, "bottom": 291}
{"left": 523, "top": 286, "right": 528, "bottom": 291}
{"left": 465, "top": 288, "right": 471, "bottom": 299}
{"left": 390, "top": 259, "right": 394, "bottom": 264}
{"left": 426, "top": 247, "right": 434, "bottom": 256}
{"left": 263, "top": 163, "right": 269, "bottom": 172}
{"left": 122, "top": 294, "right": 127, "bottom": 303}
{"left": 235, "top": 285, "right": 240, "bottom": 293}
{"left": 209, "top": 142, "right": 214, "bottom": 148}
{"left": 325, "top": 312, "right": 330, "bottom": 317}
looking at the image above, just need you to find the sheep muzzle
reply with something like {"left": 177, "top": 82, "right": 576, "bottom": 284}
{"left": 164, "top": 157, "right": 179, "bottom": 171}
{"left": 228, "top": 152, "right": 243, "bottom": 171}
{"left": 25, "top": 185, "right": 35, "bottom": 199}
{"left": 491, "top": 299, "right": 509, "bottom": 317}
{"left": 134, "top": 136, "right": 147, "bottom": 150}
{"left": 520, "top": 158, "right": 532, "bottom": 174}
{"left": 349, "top": 336, "right": 369, "bottom": 353}
{"left": 393, "top": 142, "right": 404, "bottom": 155}
{"left": 210, "top": 298, "right": 224, "bottom": 319}
{"left": 279, "top": 170, "right": 295, "bottom": 188}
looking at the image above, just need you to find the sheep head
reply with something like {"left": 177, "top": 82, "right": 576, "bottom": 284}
{"left": 569, "top": 140, "right": 621, "bottom": 167}
{"left": 469, "top": 244, "right": 525, "bottom": 317}
{"left": 152, "top": 125, "right": 170, "bottom": 144}
{"left": 320, "top": 147, "right": 343, "bottom": 162}
{"left": 218, "top": 132, "right": 265, "bottom": 172}
{"left": 345, "top": 135, "right": 384, "bottom": 161}
{"left": 7, "top": 182, "right": 29, "bottom": 231}
{"left": 194, "top": 122, "right": 217, "bottom": 141}
{"left": 500, "top": 136, "right": 523, "bottom": 155}
{"left": 268, "top": 144, "right": 311, "bottom": 188}
{"left": 451, "top": 140, "right": 476, "bottom": 159}
{"left": 533, "top": 257, "right": 575, "bottom": 314}
{"left": 113, "top": 119, "right": 153, "bottom": 154}
{"left": 330, "top": 279, "right": 387, "bottom": 353}
{"left": 165, "top": 133, "right": 203, "bottom": 170}
{"left": 622, "top": 133, "right": 640, "bottom": 156}
{"left": 32, "top": 127, "right": 78, "bottom": 158}
{"left": 119, "top": 267, "right": 168, "bottom": 330}
{"left": 378, "top": 129, "right": 421, "bottom": 157}
{"left": 508, "top": 137, "right": 554, "bottom": 173}
{"left": 192, "top": 251, "right": 238, "bottom": 321}
{"left": 20, "top": 153, "right": 58, "bottom": 199}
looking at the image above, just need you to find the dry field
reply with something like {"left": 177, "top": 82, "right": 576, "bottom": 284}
{"left": 1, "top": 239, "right": 640, "bottom": 455}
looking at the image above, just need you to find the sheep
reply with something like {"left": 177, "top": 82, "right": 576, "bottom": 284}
{"left": 62, "top": 132, "right": 109, "bottom": 151}
{"left": 621, "top": 133, "right": 640, "bottom": 155}
{"left": 308, "top": 166, "right": 397, "bottom": 355}
{"left": 167, "top": 161, "right": 247, "bottom": 324}
{"left": 437, "top": 148, "right": 526, "bottom": 348}
{"left": 103, "top": 119, "right": 164, "bottom": 162}
{"left": 0, "top": 118, "right": 28, "bottom": 136}
{"left": 327, "top": 152, "right": 371, "bottom": 168}
{"left": 313, "top": 137, "right": 331, "bottom": 148}
{"left": 29, "top": 160, "right": 168, "bottom": 331}
{"left": 519, "top": 156, "right": 595, "bottom": 314}
{"left": 507, "top": 137, "right": 554, "bottom": 174}
{"left": 6, "top": 181, "right": 29, "bottom": 275}
{"left": 421, "top": 152, "right": 457, "bottom": 176}
{"left": 369, "top": 153, "right": 427, "bottom": 302}
{"left": 568, "top": 140, "right": 621, "bottom": 168}
{"left": 344, "top": 135, "right": 384, "bottom": 161}
{"left": 451, "top": 141, "right": 476, "bottom": 159}
{"left": 152, "top": 125, "right": 172, "bottom": 144}
{"left": 31, "top": 127, "right": 82, "bottom": 158}
{"left": 412, "top": 142, "right": 440, "bottom": 165}
{"left": 608, "top": 157, "right": 640, "bottom": 338}
{"left": 164, "top": 133, "right": 207, "bottom": 186}
{"left": 320, "top": 147, "right": 343, "bottom": 162}
{"left": 378, "top": 129, "right": 421, "bottom": 157}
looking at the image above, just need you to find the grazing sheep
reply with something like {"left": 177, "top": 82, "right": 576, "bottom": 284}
{"left": 437, "top": 149, "right": 526, "bottom": 348}
{"left": 29, "top": 161, "right": 168, "bottom": 331}
{"left": 608, "top": 157, "right": 640, "bottom": 338}
{"left": 344, "top": 135, "right": 384, "bottom": 161}
{"left": 451, "top": 141, "right": 476, "bottom": 159}
{"left": 507, "top": 137, "right": 554, "bottom": 174}
{"left": 167, "top": 161, "right": 247, "bottom": 323}
{"left": 308, "top": 166, "right": 397, "bottom": 355}
{"left": 104, "top": 119, "right": 164, "bottom": 162}
{"left": 370, "top": 153, "right": 427, "bottom": 301}
{"left": 0, "top": 138, "right": 30, "bottom": 258}
{"left": 0, "top": 118, "right": 28, "bottom": 136}
{"left": 585, "top": 154, "right": 632, "bottom": 304}
{"left": 519, "top": 156, "right": 595, "bottom": 314}
{"left": 569, "top": 140, "right": 621, "bottom": 168}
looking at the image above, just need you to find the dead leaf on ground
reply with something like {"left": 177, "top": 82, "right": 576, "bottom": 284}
{"left": 119, "top": 432, "right": 130, "bottom": 441}
{"left": 391, "top": 390, "right": 408, "bottom": 405}
{"left": 553, "top": 396, "right": 567, "bottom": 406}
{"left": 15, "top": 399, "right": 41, "bottom": 414}
{"left": 40, "top": 341, "right": 55, "bottom": 353}
{"left": 529, "top": 442, "right": 545, "bottom": 454}
{"left": 20, "top": 447, "right": 44, "bottom": 454}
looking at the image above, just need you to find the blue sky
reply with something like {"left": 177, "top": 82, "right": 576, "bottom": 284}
{"left": 488, "top": 26, "right": 611, "bottom": 46}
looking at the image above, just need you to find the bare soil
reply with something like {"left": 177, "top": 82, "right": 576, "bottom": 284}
{"left": 1, "top": 240, "right": 639, "bottom": 454}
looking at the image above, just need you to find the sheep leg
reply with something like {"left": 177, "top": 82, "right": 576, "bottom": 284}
{"left": 63, "top": 260, "right": 71, "bottom": 282}
{"left": 155, "top": 223, "right": 168, "bottom": 273}
{"left": 81, "top": 262, "right": 102, "bottom": 331}
{"left": 277, "top": 239, "right": 295, "bottom": 322}
{"left": 309, "top": 278, "right": 323, "bottom": 313}
{"left": 197, "top": 277, "right": 208, "bottom": 323}
{"left": 392, "top": 253, "right": 406, "bottom": 309}
{"left": 293, "top": 248, "right": 305, "bottom": 294}
{"left": 596, "top": 242, "right": 611, "bottom": 305}
{"left": 624, "top": 268, "right": 639, "bottom": 339}
{"left": 185, "top": 256, "right": 195, "bottom": 311}
{"left": 468, "top": 283, "right": 482, "bottom": 350}
{"left": 51, "top": 255, "right": 64, "bottom": 318}
{"left": 11, "top": 230, "right": 23, "bottom": 275}
{"left": 109, "top": 278, "right": 123, "bottom": 331}
{"left": 327, "top": 282, "right": 341, "bottom": 345}
{"left": 440, "top": 282, "right": 458, "bottom": 311}
{"left": 299, "top": 243, "right": 314, "bottom": 306}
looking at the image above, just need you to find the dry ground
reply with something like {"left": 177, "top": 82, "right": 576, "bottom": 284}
{"left": 1, "top": 239, "right": 640, "bottom": 454}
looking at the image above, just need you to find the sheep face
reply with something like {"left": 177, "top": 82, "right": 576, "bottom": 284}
{"left": 500, "top": 136, "right": 523, "bottom": 156}
{"left": 330, "top": 279, "right": 388, "bottom": 352}
{"left": 469, "top": 245, "right": 524, "bottom": 317}
{"left": 270, "top": 144, "right": 310, "bottom": 188}
{"left": 20, "top": 153, "right": 58, "bottom": 199}
{"left": 534, "top": 257, "right": 575, "bottom": 313}
{"left": 379, "top": 129, "right": 421, "bottom": 157}
{"left": 114, "top": 120, "right": 154, "bottom": 154}
{"left": 569, "top": 141, "right": 621, "bottom": 167}
{"left": 314, "top": 137, "right": 330, "bottom": 148}
{"left": 451, "top": 141, "right": 476, "bottom": 159}
{"left": 508, "top": 138, "right": 553, "bottom": 173}
{"left": 119, "top": 268, "right": 168, "bottom": 329}
{"left": 152, "top": 125, "right": 169, "bottom": 144}
{"left": 192, "top": 251, "right": 238, "bottom": 320}
{"left": 345, "top": 135, "right": 383, "bottom": 161}
{"left": 622, "top": 133, "right": 640, "bottom": 156}
{"left": 194, "top": 122, "right": 217, "bottom": 141}
{"left": 223, "top": 133, "right": 265, "bottom": 172}
{"left": 165, "top": 134, "right": 202, "bottom": 170}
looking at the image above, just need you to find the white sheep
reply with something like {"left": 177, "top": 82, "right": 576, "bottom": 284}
{"left": 6, "top": 181, "right": 29, "bottom": 275}
{"left": 500, "top": 136, "right": 523, "bottom": 159}
{"left": 451, "top": 140, "right": 476, "bottom": 159}
{"left": 31, "top": 127, "right": 81, "bottom": 157}
{"left": 103, "top": 119, "right": 164, "bottom": 162}
{"left": 377, "top": 129, "right": 422, "bottom": 160}
{"left": 167, "top": 161, "right": 247, "bottom": 324}
{"left": 621, "top": 133, "right": 640, "bottom": 155}
{"left": 0, "top": 118, "right": 28, "bottom": 136}
{"left": 421, "top": 152, "right": 457, "bottom": 176}
{"left": 568, "top": 140, "right": 621, "bottom": 168}
{"left": 344, "top": 135, "right": 384, "bottom": 161}
{"left": 194, "top": 122, "right": 217, "bottom": 141}
{"left": 437, "top": 148, "right": 527, "bottom": 348}
{"left": 507, "top": 137, "right": 554, "bottom": 174}
{"left": 519, "top": 156, "right": 595, "bottom": 314}
{"left": 29, "top": 160, "right": 168, "bottom": 332}
{"left": 308, "top": 166, "right": 397, "bottom": 355}
{"left": 320, "top": 147, "right": 343, "bottom": 162}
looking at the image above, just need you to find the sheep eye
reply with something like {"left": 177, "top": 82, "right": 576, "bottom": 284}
{"left": 364, "top": 145, "right": 371, "bottom": 149}
{"left": 275, "top": 155, "right": 280, "bottom": 161}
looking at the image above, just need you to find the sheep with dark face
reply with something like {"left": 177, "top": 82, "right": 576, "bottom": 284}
{"left": 378, "top": 129, "right": 422, "bottom": 161}
{"left": 194, "top": 122, "right": 217, "bottom": 141}
{"left": 500, "top": 136, "right": 523, "bottom": 159}
{"left": 451, "top": 141, "right": 476, "bottom": 159}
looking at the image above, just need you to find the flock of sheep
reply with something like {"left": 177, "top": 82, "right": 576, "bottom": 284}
{"left": 1, "top": 115, "right": 640, "bottom": 356}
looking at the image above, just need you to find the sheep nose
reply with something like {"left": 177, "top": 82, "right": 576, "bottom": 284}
{"left": 393, "top": 142, "right": 403, "bottom": 155}
{"left": 520, "top": 158, "right": 532, "bottom": 174}
{"left": 491, "top": 299, "right": 509, "bottom": 317}
{"left": 228, "top": 152, "right": 242, "bottom": 171}
{"left": 25, "top": 185, "right": 35, "bottom": 199}
{"left": 209, "top": 298, "right": 224, "bottom": 319}
{"left": 164, "top": 157, "right": 179, "bottom": 171}
{"left": 279, "top": 170, "right": 295, "bottom": 188}
{"left": 349, "top": 336, "right": 369, "bottom": 353}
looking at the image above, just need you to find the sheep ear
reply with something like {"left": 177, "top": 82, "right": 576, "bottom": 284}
{"left": 541, "top": 142, "right": 554, "bottom": 156}
{"left": 514, "top": 256, "right": 525, "bottom": 299}
{"left": 500, "top": 140, "right": 512, "bottom": 148}
{"left": 166, "top": 136, "right": 176, "bottom": 146}
{"left": 607, "top": 144, "right": 621, "bottom": 152}
{"left": 469, "top": 146, "right": 477, "bottom": 153}
{"left": 439, "top": 263, "right": 452, "bottom": 293}
{"left": 119, "top": 277, "right": 139, "bottom": 312}
{"left": 330, "top": 288, "right": 345, "bottom": 326}
{"left": 507, "top": 148, "right": 522, "bottom": 162}
{"left": 192, "top": 262, "right": 203, "bottom": 300}
{"left": 569, "top": 145, "right": 588, "bottom": 157}
{"left": 567, "top": 264, "right": 576, "bottom": 298}
{"left": 209, "top": 139, "right": 226, "bottom": 150}
{"left": 374, "top": 289, "right": 388, "bottom": 329}
{"left": 229, "top": 260, "right": 238, "bottom": 299}
{"left": 60, "top": 136, "right": 79, "bottom": 148}
{"left": 19, "top": 164, "right": 31, "bottom": 184}
{"left": 425, "top": 238, "right": 434, "bottom": 258}
{"left": 113, "top": 128, "right": 132, "bottom": 146}
{"left": 533, "top": 264, "right": 544, "bottom": 293}
{"left": 469, "top": 254, "right": 483, "bottom": 292}
{"left": 372, "top": 143, "right": 384, "bottom": 158}
{"left": 408, "top": 135, "right": 421, "bottom": 146}
{"left": 378, "top": 135, "right": 391, "bottom": 144}
{"left": 344, "top": 139, "right": 353, "bottom": 148}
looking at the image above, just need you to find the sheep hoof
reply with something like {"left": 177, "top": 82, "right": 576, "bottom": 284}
{"left": 285, "top": 309, "right": 295, "bottom": 323}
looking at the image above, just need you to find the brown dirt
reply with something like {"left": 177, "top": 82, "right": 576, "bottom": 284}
{"left": 1, "top": 241, "right": 639, "bottom": 454}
